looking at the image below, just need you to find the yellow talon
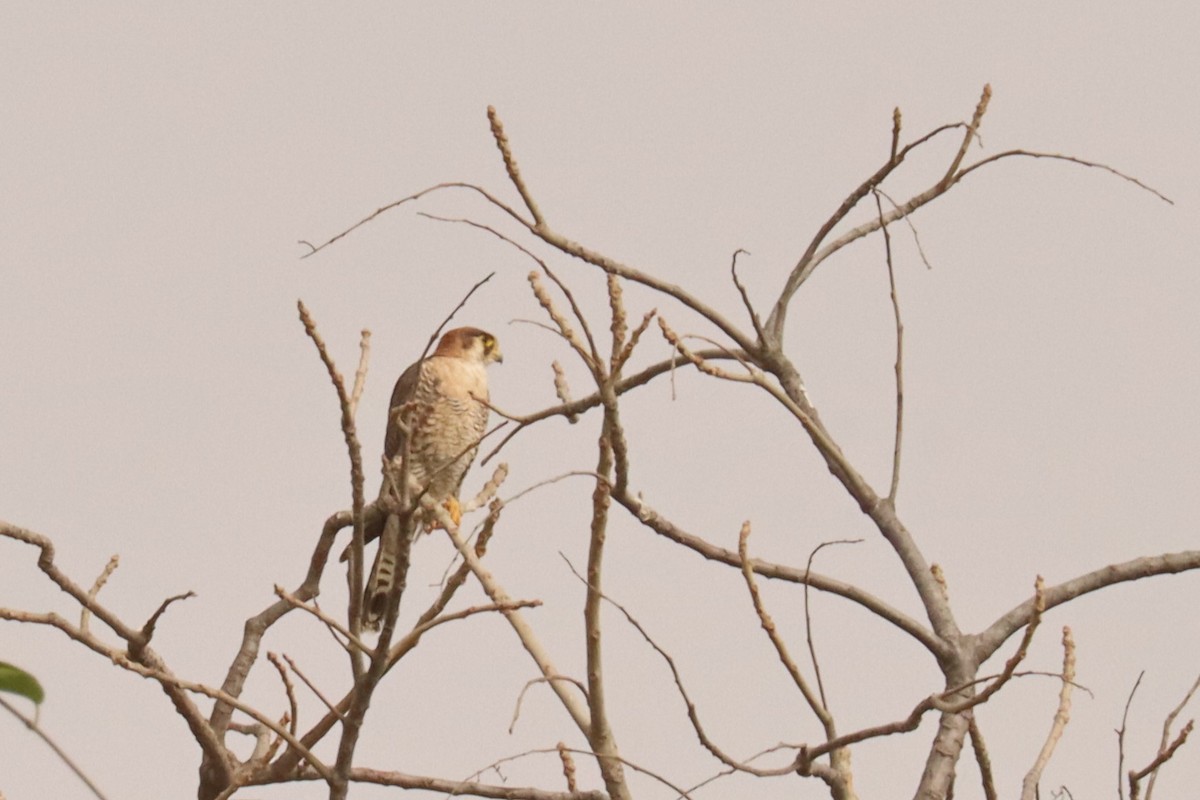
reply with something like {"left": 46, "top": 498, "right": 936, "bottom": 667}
{"left": 429, "top": 497, "right": 462, "bottom": 531}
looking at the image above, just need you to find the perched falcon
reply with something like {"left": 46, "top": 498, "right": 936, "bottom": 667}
{"left": 362, "top": 326, "right": 502, "bottom": 631}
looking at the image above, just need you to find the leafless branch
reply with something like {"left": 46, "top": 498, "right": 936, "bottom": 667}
{"left": 968, "top": 717, "right": 998, "bottom": 800}
{"left": 955, "top": 150, "right": 1173, "bottom": 205}
{"left": 614, "top": 308, "right": 656, "bottom": 373}
{"left": 479, "top": 347, "right": 738, "bottom": 465}
{"left": 1130, "top": 720, "right": 1194, "bottom": 800}
{"left": 765, "top": 107, "right": 972, "bottom": 337}
{"left": 556, "top": 742, "right": 578, "bottom": 793}
{"left": 418, "top": 271, "right": 498, "bottom": 361}
{"left": 875, "top": 188, "right": 934, "bottom": 270}
{"left": 459, "top": 745, "right": 695, "bottom": 800}
{"left": 550, "top": 361, "right": 580, "bottom": 423}
{"left": 890, "top": 106, "right": 901, "bottom": 161}
{"left": 266, "top": 652, "right": 299, "bottom": 741}
{"left": 441, "top": 513, "right": 594, "bottom": 737}
{"left": 942, "top": 84, "right": 991, "bottom": 183}
{"left": 81, "top": 554, "right": 119, "bottom": 634}
{"left": 487, "top": 105, "right": 544, "bottom": 227}
{"left": 509, "top": 676, "right": 589, "bottom": 734}
{"left": 729, "top": 248, "right": 766, "bottom": 345}
{"left": 269, "top": 505, "right": 502, "bottom": 781}
{"left": 0, "top": 598, "right": 332, "bottom": 785}
{"left": 873, "top": 189, "right": 905, "bottom": 503}
{"left": 559, "top": 553, "right": 792, "bottom": 777}
{"left": 609, "top": 492, "right": 944, "bottom": 655}
{"left": 348, "top": 329, "right": 371, "bottom": 418}
{"left": 282, "top": 653, "right": 345, "bottom": 723}
{"left": 1117, "top": 671, "right": 1145, "bottom": 800}
{"left": 1020, "top": 627, "right": 1076, "bottom": 800}
{"left": 136, "top": 590, "right": 196, "bottom": 649}
{"left": 415, "top": 210, "right": 603, "bottom": 360}
{"left": 739, "top": 523, "right": 835, "bottom": 736}
{"left": 528, "top": 269, "right": 597, "bottom": 369}
{"left": 978, "top": 552, "right": 1200, "bottom": 662}
{"left": 0, "top": 521, "right": 233, "bottom": 789}
{"left": 0, "top": 695, "right": 110, "bottom": 800}
{"left": 273, "top": 585, "right": 374, "bottom": 657}
{"left": 463, "top": 461, "right": 510, "bottom": 514}
{"left": 1145, "top": 671, "right": 1200, "bottom": 800}
{"left": 251, "top": 762, "right": 608, "bottom": 799}
{"left": 803, "top": 538, "right": 863, "bottom": 711}
{"left": 960, "top": 577, "right": 1046, "bottom": 713}
{"left": 607, "top": 273, "right": 628, "bottom": 370}
{"left": 582, "top": 415, "right": 632, "bottom": 798}
{"left": 299, "top": 181, "right": 529, "bottom": 258}
{"left": 296, "top": 299, "right": 367, "bottom": 672}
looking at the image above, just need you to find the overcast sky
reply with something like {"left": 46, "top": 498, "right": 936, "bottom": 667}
{"left": 3, "top": 3, "right": 1198, "bottom": 799}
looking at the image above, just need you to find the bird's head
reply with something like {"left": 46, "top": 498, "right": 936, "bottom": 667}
{"left": 435, "top": 327, "right": 503, "bottom": 365}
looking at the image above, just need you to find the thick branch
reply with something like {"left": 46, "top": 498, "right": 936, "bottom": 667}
{"left": 976, "top": 551, "right": 1200, "bottom": 662}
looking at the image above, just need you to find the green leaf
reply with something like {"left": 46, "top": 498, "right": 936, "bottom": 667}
{"left": 0, "top": 662, "right": 45, "bottom": 704}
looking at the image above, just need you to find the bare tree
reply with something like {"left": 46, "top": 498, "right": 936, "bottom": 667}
{"left": 3, "top": 87, "right": 1197, "bottom": 800}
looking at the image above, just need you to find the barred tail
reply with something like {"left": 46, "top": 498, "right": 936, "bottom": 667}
{"left": 361, "top": 513, "right": 416, "bottom": 632}
{"left": 362, "top": 545, "right": 396, "bottom": 631}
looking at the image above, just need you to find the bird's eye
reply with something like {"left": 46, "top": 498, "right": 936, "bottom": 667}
{"left": 481, "top": 335, "right": 494, "bottom": 350}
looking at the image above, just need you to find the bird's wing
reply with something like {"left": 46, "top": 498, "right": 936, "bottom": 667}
{"left": 383, "top": 359, "right": 424, "bottom": 460}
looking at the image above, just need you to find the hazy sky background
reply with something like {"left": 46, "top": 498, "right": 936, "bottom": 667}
{"left": 3, "top": 3, "right": 1198, "bottom": 799}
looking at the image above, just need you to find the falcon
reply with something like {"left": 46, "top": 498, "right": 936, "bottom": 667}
{"left": 361, "top": 326, "right": 503, "bottom": 630}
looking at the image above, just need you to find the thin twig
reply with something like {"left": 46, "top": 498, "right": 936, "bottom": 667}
{"left": 273, "top": 586, "right": 374, "bottom": 657}
{"left": 299, "top": 181, "right": 529, "bottom": 258}
{"left": 608, "top": 494, "right": 944, "bottom": 656}
{"left": 266, "top": 652, "right": 299, "bottom": 740}
{"left": 875, "top": 188, "right": 934, "bottom": 270}
{"left": 137, "top": 591, "right": 196, "bottom": 648}
{"left": 81, "top": 555, "right": 119, "bottom": 634}
{"left": 558, "top": 553, "right": 793, "bottom": 777}
{"left": 890, "top": 106, "right": 902, "bottom": 162}
{"left": 942, "top": 84, "right": 992, "bottom": 184}
{"left": 556, "top": 742, "right": 577, "bottom": 793}
{"left": 0, "top": 696, "right": 110, "bottom": 800}
{"left": 418, "top": 271, "right": 497, "bottom": 362}
{"left": 1020, "top": 627, "right": 1076, "bottom": 800}
{"left": 282, "top": 654, "right": 345, "bottom": 722}
{"left": 487, "top": 106, "right": 544, "bottom": 226}
{"left": 1145, "top": 671, "right": 1200, "bottom": 800}
{"left": 1130, "top": 720, "right": 1194, "bottom": 800}
{"left": 1117, "top": 671, "right": 1145, "bottom": 800}
{"left": 441, "top": 517, "right": 593, "bottom": 736}
{"left": 738, "top": 523, "right": 834, "bottom": 736}
{"left": 508, "top": 676, "right": 589, "bottom": 734}
{"left": 455, "top": 745, "right": 695, "bottom": 800}
{"left": 956, "top": 150, "right": 1173, "bottom": 205}
{"left": 729, "top": 248, "right": 766, "bottom": 345}
{"left": 803, "top": 538, "right": 863, "bottom": 711}
{"left": 874, "top": 189, "right": 905, "bottom": 503}
{"left": 416, "top": 211, "right": 600, "bottom": 363}
{"left": 348, "top": 329, "right": 371, "bottom": 418}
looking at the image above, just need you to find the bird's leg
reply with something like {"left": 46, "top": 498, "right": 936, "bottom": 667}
{"left": 443, "top": 496, "right": 462, "bottom": 527}
{"left": 422, "top": 496, "right": 462, "bottom": 532}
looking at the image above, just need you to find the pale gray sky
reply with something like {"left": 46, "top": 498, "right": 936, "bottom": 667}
{"left": 2, "top": 3, "right": 1198, "bottom": 799}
